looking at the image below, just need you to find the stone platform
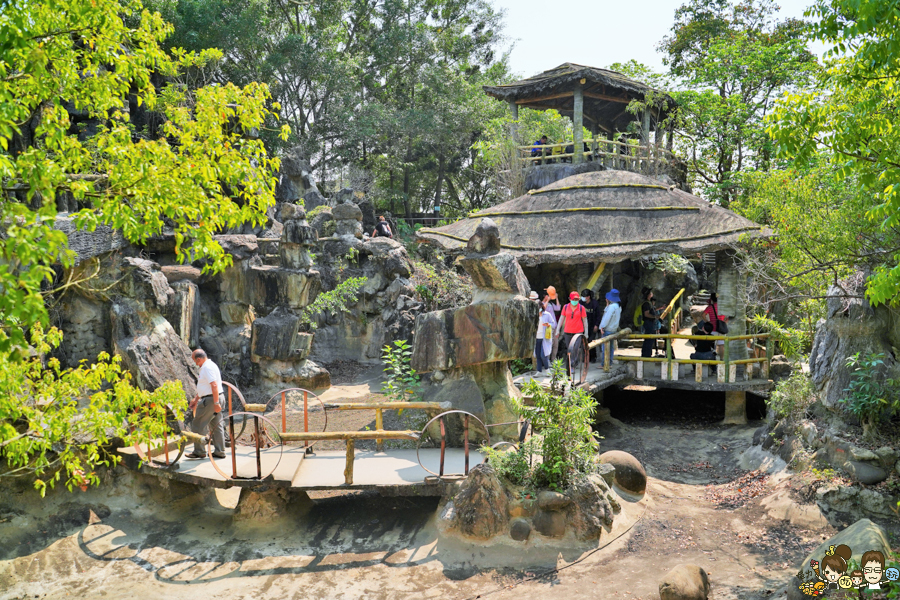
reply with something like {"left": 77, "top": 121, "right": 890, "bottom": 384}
{"left": 118, "top": 445, "right": 483, "bottom": 496}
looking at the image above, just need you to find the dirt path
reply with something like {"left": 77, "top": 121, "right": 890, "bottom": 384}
{"left": 0, "top": 388, "right": 833, "bottom": 600}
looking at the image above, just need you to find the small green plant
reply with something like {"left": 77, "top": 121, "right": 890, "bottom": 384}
{"left": 508, "top": 358, "right": 532, "bottom": 376}
{"left": 748, "top": 314, "right": 807, "bottom": 359}
{"left": 517, "top": 360, "right": 600, "bottom": 491}
{"left": 480, "top": 439, "right": 535, "bottom": 487}
{"left": 380, "top": 340, "right": 421, "bottom": 403}
{"left": 307, "top": 204, "right": 330, "bottom": 220}
{"left": 643, "top": 253, "right": 690, "bottom": 274}
{"left": 841, "top": 352, "right": 900, "bottom": 438}
{"left": 412, "top": 260, "right": 473, "bottom": 311}
{"left": 299, "top": 277, "right": 366, "bottom": 331}
{"left": 768, "top": 371, "right": 815, "bottom": 423}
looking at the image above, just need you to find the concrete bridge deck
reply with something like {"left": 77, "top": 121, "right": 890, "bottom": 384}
{"left": 118, "top": 445, "right": 482, "bottom": 496}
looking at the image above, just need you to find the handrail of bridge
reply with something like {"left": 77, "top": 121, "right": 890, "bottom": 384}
{"left": 322, "top": 401, "right": 449, "bottom": 451}
{"left": 616, "top": 332, "right": 773, "bottom": 383}
{"left": 587, "top": 328, "right": 633, "bottom": 372}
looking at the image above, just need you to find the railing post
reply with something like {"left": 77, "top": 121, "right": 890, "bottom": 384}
{"left": 695, "top": 363, "right": 703, "bottom": 382}
{"left": 723, "top": 338, "right": 731, "bottom": 383}
{"left": 228, "top": 387, "right": 236, "bottom": 478}
{"left": 303, "top": 390, "right": 309, "bottom": 448}
{"left": 603, "top": 341, "right": 611, "bottom": 372}
{"left": 344, "top": 439, "right": 355, "bottom": 485}
{"left": 376, "top": 408, "right": 384, "bottom": 452}
{"left": 281, "top": 391, "right": 286, "bottom": 434}
{"left": 665, "top": 337, "right": 673, "bottom": 379}
{"left": 439, "top": 417, "right": 446, "bottom": 477}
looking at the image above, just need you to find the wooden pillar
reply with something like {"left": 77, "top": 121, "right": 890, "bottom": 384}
{"left": 590, "top": 121, "right": 598, "bottom": 159}
{"left": 507, "top": 100, "right": 519, "bottom": 143}
{"left": 607, "top": 131, "right": 616, "bottom": 168}
{"left": 573, "top": 84, "right": 584, "bottom": 164}
{"left": 666, "top": 121, "right": 674, "bottom": 152}
{"left": 641, "top": 107, "right": 651, "bottom": 147}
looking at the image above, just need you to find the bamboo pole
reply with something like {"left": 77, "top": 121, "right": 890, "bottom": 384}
{"left": 244, "top": 403, "right": 266, "bottom": 413}
{"left": 376, "top": 408, "right": 384, "bottom": 452}
{"left": 279, "top": 430, "right": 418, "bottom": 442}
{"left": 344, "top": 440, "right": 354, "bottom": 485}
{"left": 723, "top": 341, "right": 730, "bottom": 383}
{"left": 329, "top": 402, "right": 444, "bottom": 410}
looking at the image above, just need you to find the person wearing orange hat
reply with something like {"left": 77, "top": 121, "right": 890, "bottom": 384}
{"left": 545, "top": 286, "right": 563, "bottom": 360}
{"left": 556, "top": 291, "right": 588, "bottom": 374}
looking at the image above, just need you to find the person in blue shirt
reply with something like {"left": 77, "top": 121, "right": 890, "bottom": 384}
{"left": 531, "top": 135, "right": 549, "bottom": 164}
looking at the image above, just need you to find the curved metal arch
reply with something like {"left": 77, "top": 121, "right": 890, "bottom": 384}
{"left": 206, "top": 412, "right": 284, "bottom": 481}
{"left": 262, "top": 387, "right": 328, "bottom": 451}
{"left": 416, "top": 410, "right": 490, "bottom": 478}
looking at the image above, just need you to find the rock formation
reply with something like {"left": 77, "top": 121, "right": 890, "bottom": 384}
{"left": 411, "top": 219, "right": 537, "bottom": 441}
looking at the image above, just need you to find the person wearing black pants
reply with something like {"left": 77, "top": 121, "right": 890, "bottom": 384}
{"left": 640, "top": 287, "right": 660, "bottom": 358}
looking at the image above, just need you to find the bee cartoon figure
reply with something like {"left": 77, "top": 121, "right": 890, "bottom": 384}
{"left": 810, "top": 544, "right": 852, "bottom": 591}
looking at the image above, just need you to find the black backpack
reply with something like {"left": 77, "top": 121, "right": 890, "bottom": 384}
{"left": 711, "top": 304, "right": 729, "bottom": 334}
{"left": 375, "top": 221, "right": 392, "bottom": 237}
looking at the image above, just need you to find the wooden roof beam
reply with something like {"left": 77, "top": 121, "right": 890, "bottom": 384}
{"left": 515, "top": 90, "right": 573, "bottom": 104}
{"left": 583, "top": 91, "right": 632, "bottom": 104}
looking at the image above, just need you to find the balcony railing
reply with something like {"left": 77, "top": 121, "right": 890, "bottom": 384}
{"left": 519, "top": 136, "right": 679, "bottom": 177}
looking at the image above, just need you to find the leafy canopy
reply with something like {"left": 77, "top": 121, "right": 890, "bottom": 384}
{"left": 767, "top": 0, "right": 900, "bottom": 305}
{"left": 0, "top": 0, "right": 286, "bottom": 491}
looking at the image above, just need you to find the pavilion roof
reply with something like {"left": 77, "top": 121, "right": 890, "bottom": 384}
{"left": 416, "top": 170, "right": 770, "bottom": 267}
{"left": 483, "top": 63, "right": 675, "bottom": 133}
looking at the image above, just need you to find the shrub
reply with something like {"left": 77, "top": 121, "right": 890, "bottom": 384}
{"left": 412, "top": 260, "right": 473, "bottom": 311}
{"left": 480, "top": 440, "right": 535, "bottom": 487}
{"left": 768, "top": 371, "right": 815, "bottom": 423}
{"left": 380, "top": 340, "right": 421, "bottom": 403}
{"left": 299, "top": 277, "right": 366, "bottom": 331}
{"left": 516, "top": 360, "right": 600, "bottom": 491}
{"left": 841, "top": 352, "right": 900, "bottom": 438}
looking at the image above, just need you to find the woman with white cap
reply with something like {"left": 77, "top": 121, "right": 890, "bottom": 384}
{"left": 545, "top": 286, "right": 562, "bottom": 360}
{"left": 598, "top": 288, "right": 622, "bottom": 364}
{"left": 529, "top": 291, "right": 554, "bottom": 372}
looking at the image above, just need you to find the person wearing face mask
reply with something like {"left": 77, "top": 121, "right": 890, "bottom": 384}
{"left": 545, "top": 286, "right": 563, "bottom": 360}
{"left": 555, "top": 291, "right": 588, "bottom": 375}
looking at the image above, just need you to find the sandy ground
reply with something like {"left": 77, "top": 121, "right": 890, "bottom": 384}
{"left": 0, "top": 377, "right": 855, "bottom": 600}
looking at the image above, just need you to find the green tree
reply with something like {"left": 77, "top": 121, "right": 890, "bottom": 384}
{"left": 767, "top": 0, "right": 900, "bottom": 305}
{"left": 659, "top": 0, "right": 818, "bottom": 205}
{"left": 0, "top": 0, "right": 286, "bottom": 491}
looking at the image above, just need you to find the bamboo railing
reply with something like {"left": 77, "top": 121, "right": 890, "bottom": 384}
{"left": 586, "top": 328, "right": 633, "bottom": 372}
{"left": 616, "top": 332, "right": 773, "bottom": 384}
{"left": 519, "top": 136, "right": 677, "bottom": 175}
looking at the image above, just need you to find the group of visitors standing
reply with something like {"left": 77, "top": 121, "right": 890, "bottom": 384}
{"left": 529, "top": 285, "right": 622, "bottom": 373}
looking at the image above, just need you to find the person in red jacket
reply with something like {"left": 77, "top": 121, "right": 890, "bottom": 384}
{"left": 556, "top": 291, "right": 589, "bottom": 374}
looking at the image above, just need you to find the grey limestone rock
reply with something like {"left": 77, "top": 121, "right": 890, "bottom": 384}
{"left": 598, "top": 450, "right": 647, "bottom": 498}
{"left": 460, "top": 252, "right": 530, "bottom": 297}
{"left": 509, "top": 517, "right": 531, "bottom": 541}
{"left": 659, "top": 564, "right": 710, "bottom": 600}
{"left": 451, "top": 464, "right": 509, "bottom": 539}
{"left": 466, "top": 218, "right": 501, "bottom": 255}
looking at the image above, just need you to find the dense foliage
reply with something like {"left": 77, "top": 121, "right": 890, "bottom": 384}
{"left": 148, "top": 0, "right": 510, "bottom": 218}
{"left": 0, "top": 0, "right": 285, "bottom": 491}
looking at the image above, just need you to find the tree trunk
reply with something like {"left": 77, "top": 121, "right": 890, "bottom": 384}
{"left": 434, "top": 149, "right": 445, "bottom": 217}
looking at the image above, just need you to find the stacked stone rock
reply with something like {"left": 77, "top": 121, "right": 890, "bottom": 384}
{"left": 442, "top": 462, "right": 621, "bottom": 542}
{"left": 411, "top": 218, "right": 539, "bottom": 442}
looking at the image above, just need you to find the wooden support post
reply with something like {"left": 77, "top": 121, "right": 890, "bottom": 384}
{"left": 695, "top": 364, "right": 703, "bottom": 382}
{"left": 717, "top": 362, "right": 726, "bottom": 383}
{"left": 641, "top": 107, "right": 651, "bottom": 147}
{"left": 666, "top": 121, "right": 674, "bottom": 153}
{"left": 344, "top": 439, "right": 355, "bottom": 485}
{"left": 507, "top": 100, "right": 519, "bottom": 143}
{"left": 671, "top": 360, "right": 679, "bottom": 380}
{"left": 573, "top": 84, "right": 584, "bottom": 164}
{"left": 590, "top": 122, "right": 598, "bottom": 159}
{"left": 603, "top": 341, "right": 611, "bottom": 372}
{"left": 376, "top": 408, "right": 384, "bottom": 452}
{"left": 745, "top": 362, "right": 753, "bottom": 380}
{"left": 729, "top": 363, "right": 737, "bottom": 382}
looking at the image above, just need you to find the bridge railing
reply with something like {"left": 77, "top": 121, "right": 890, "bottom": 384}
{"left": 587, "top": 328, "right": 633, "bottom": 372}
{"left": 615, "top": 332, "right": 773, "bottom": 383}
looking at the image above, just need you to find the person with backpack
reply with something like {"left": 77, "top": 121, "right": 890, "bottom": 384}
{"left": 372, "top": 215, "right": 393, "bottom": 238}
{"left": 545, "top": 286, "right": 563, "bottom": 360}
{"left": 579, "top": 289, "right": 600, "bottom": 362}
{"left": 703, "top": 293, "right": 729, "bottom": 357}
{"left": 555, "top": 291, "right": 588, "bottom": 374}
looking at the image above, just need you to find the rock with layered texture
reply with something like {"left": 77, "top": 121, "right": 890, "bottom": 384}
{"left": 410, "top": 298, "right": 539, "bottom": 372}
{"left": 451, "top": 464, "right": 509, "bottom": 539}
{"left": 460, "top": 252, "right": 530, "bottom": 298}
{"left": 165, "top": 280, "right": 199, "bottom": 348}
{"left": 659, "top": 565, "right": 710, "bottom": 600}
{"left": 256, "top": 358, "right": 331, "bottom": 396}
{"left": 110, "top": 298, "right": 197, "bottom": 399}
{"left": 119, "top": 257, "right": 173, "bottom": 309}
{"left": 250, "top": 307, "right": 312, "bottom": 362}
{"left": 566, "top": 477, "right": 615, "bottom": 539}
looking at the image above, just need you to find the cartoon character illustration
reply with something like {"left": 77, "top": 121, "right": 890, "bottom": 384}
{"left": 798, "top": 580, "right": 826, "bottom": 596}
{"left": 861, "top": 550, "right": 886, "bottom": 590}
{"left": 886, "top": 566, "right": 900, "bottom": 582}
{"left": 850, "top": 569, "right": 864, "bottom": 589}
{"left": 810, "top": 544, "right": 852, "bottom": 590}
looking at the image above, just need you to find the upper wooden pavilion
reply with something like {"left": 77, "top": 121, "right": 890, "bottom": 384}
{"left": 483, "top": 63, "right": 676, "bottom": 163}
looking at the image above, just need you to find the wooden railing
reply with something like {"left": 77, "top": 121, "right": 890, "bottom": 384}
{"left": 587, "top": 328, "right": 633, "bottom": 372}
{"left": 615, "top": 332, "right": 773, "bottom": 383}
{"left": 519, "top": 136, "right": 678, "bottom": 175}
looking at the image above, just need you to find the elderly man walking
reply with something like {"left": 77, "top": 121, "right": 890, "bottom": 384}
{"left": 187, "top": 349, "right": 226, "bottom": 459}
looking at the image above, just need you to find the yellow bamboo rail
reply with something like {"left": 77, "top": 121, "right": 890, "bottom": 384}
{"left": 243, "top": 404, "right": 267, "bottom": 412}
{"left": 527, "top": 183, "right": 672, "bottom": 194}
{"left": 627, "top": 333, "right": 770, "bottom": 341}
{"left": 417, "top": 226, "right": 767, "bottom": 251}
{"left": 328, "top": 402, "right": 444, "bottom": 411}
{"left": 278, "top": 430, "right": 418, "bottom": 442}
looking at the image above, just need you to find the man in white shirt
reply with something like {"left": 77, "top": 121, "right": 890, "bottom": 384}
{"left": 187, "top": 349, "right": 226, "bottom": 459}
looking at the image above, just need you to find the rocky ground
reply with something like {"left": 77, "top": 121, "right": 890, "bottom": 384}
{"left": 1, "top": 382, "right": 897, "bottom": 600}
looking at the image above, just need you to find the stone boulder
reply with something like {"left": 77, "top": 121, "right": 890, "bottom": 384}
{"left": 333, "top": 202, "right": 364, "bottom": 239}
{"left": 509, "top": 517, "right": 531, "bottom": 541}
{"left": 460, "top": 253, "right": 530, "bottom": 298}
{"left": 310, "top": 207, "right": 335, "bottom": 238}
{"left": 532, "top": 509, "right": 566, "bottom": 538}
{"left": 598, "top": 450, "right": 647, "bottom": 498}
{"left": 281, "top": 219, "right": 317, "bottom": 269}
{"left": 844, "top": 460, "right": 889, "bottom": 485}
{"left": 54, "top": 214, "right": 129, "bottom": 265}
{"left": 410, "top": 298, "right": 539, "bottom": 372}
{"left": 787, "top": 519, "right": 890, "bottom": 600}
{"left": 256, "top": 358, "right": 331, "bottom": 396}
{"left": 110, "top": 298, "right": 197, "bottom": 399}
{"left": 566, "top": 477, "right": 614, "bottom": 540}
{"left": 466, "top": 218, "right": 501, "bottom": 255}
{"left": 357, "top": 198, "right": 377, "bottom": 233}
{"left": 451, "top": 464, "right": 509, "bottom": 539}
{"left": 119, "top": 257, "right": 174, "bottom": 310}
{"left": 275, "top": 148, "right": 319, "bottom": 204}
{"left": 250, "top": 307, "right": 311, "bottom": 362}
{"left": 214, "top": 234, "right": 259, "bottom": 261}
{"left": 58, "top": 295, "right": 108, "bottom": 367}
{"left": 659, "top": 564, "right": 710, "bottom": 600}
